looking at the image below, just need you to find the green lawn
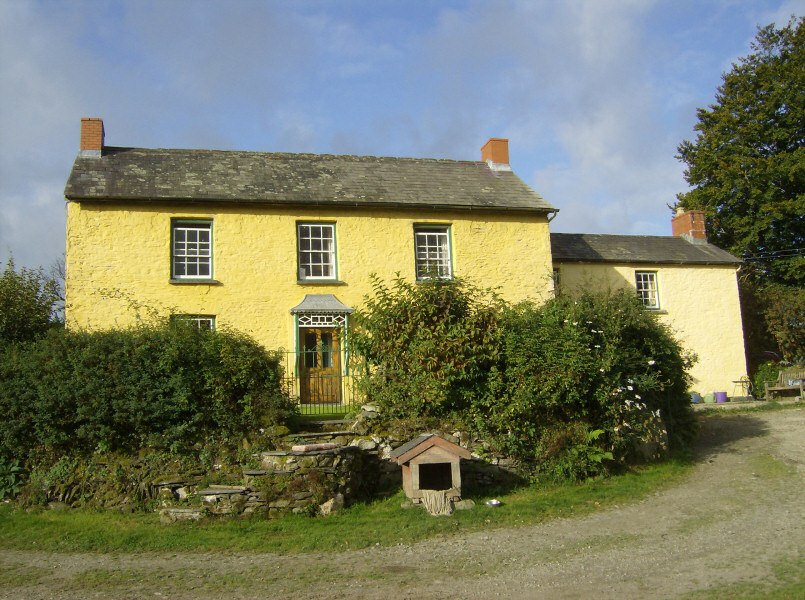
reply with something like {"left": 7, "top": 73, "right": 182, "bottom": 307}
{"left": 0, "top": 459, "right": 690, "bottom": 554}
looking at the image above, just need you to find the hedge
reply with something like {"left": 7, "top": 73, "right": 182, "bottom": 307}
{"left": 0, "top": 325, "right": 296, "bottom": 463}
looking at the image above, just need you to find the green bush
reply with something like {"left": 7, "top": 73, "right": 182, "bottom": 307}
{"left": 0, "top": 259, "right": 61, "bottom": 344}
{"left": 351, "top": 277, "right": 696, "bottom": 479}
{"left": 0, "top": 457, "right": 22, "bottom": 500}
{"left": 476, "top": 291, "right": 695, "bottom": 472}
{"left": 350, "top": 275, "right": 502, "bottom": 421}
{"left": 0, "top": 325, "right": 297, "bottom": 464}
{"left": 753, "top": 361, "right": 782, "bottom": 399}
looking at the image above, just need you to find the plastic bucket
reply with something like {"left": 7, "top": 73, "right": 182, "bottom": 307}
{"left": 703, "top": 393, "right": 715, "bottom": 404}
{"left": 715, "top": 391, "right": 728, "bottom": 403}
{"left": 690, "top": 392, "right": 702, "bottom": 404}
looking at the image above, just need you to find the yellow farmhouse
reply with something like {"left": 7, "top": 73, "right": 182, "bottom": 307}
{"left": 65, "top": 118, "right": 748, "bottom": 405}
{"left": 64, "top": 119, "right": 556, "bottom": 405}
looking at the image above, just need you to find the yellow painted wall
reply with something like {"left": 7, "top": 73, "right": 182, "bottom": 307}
{"left": 555, "top": 262, "right": 747, "bottom": 394}
{"left": 66, "top": 202, "right": 554, "bottom": 352}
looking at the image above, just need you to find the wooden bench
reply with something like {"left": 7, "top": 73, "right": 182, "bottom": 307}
{"left": 765, "top": 367, "right": 805, "bottom": 401}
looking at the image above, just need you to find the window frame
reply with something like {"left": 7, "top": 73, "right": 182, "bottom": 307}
{"left": 297, "top": 222, "right": 337, "bottom": 282}
{"left": 171, "top": 219, "right": 213, "bottom": 281}
{"left": 414, "top": 224, "right": 453, "bottom": 281}
{"left": 635, "top": 270, "right": 660, "bottom": 309}
{"left": 171, "top": 314, "right": 216, "bottom": 330}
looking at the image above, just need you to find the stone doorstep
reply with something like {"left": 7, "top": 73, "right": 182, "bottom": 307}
{"left": 291, "top": 442, "right": 340, "bottom": 452}
{"left": 259, "top": 448, "right": 347, "bottom": 460}
{"left": 292, "top": 430, "right": 353, "bottom": 439}
{"left": 288, "top": 448, "right": 346, "bottom": 457}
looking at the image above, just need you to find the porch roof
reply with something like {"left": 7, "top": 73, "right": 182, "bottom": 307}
{"left": 290, "top": 294, "right": 354, "bottom": 314}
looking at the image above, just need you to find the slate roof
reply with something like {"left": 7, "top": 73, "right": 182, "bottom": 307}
{"left": 64, "top": 146, "right": 555, "bottom": 213}
{"left": 551, "top": 233, "right": 741, "bottom": 265}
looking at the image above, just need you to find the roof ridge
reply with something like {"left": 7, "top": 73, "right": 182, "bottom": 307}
{"left": 101, "top": 145, "right": 486, "bottom": 165}
{"left": 552, "top": 232, "right": 679, "bottom": 239}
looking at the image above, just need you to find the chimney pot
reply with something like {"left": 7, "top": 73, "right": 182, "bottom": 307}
{"left": 672, "top": 209, "right": 707, "bottom": 243}
{"left": 481, "top": 138, "right": 509, "bottom": 167}
{"left": 80, "top": 118, "right": 104, "bottom": 156}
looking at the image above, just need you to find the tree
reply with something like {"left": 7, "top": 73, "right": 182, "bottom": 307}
{"left": 676, "top": 18, "right": 804, "bottom": 286}
{"left": 0, "top": 259, "right": 61, "bottom": 344}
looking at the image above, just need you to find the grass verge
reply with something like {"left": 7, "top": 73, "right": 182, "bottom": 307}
{"left": 0, "top": 459, "right": 690, "bottom": 554}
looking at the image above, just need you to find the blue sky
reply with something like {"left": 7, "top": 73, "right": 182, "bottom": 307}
{"left": 1, "top": 0, "right": 802, "bottom": 269}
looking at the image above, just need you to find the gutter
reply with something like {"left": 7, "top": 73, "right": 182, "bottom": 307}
{"left": 64, "top": 195, "right": 558, "bottom": 215}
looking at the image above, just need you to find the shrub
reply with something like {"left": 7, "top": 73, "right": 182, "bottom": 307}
{"left": 475, "top": 291, "right": 695, "bottom": 471}
{"left": 0, "top": 457, "right": 22, "bottom": 500}
{"left": 0, "top": 258, "right": 61, "bottom": 344}
{"left": 0, "top": 325, "right": 297, "bottom": 464}
{"left": 350, "top": 277, "right": 696, "bottom": 479}
{"left": 350, "top": 275, "right": 502, "bottom": 420}
{"left": 752, "top": 360, "right": 782, "bottom": 399}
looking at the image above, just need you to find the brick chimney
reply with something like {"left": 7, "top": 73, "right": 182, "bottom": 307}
{"left": 481, "top": 138, "right": 510, "bottom": 170}
{"left": 672, "top": 207, "right": 707, "bottom": 243}
{"left": 80, "top": 117, "right": 104, "bottom": 157}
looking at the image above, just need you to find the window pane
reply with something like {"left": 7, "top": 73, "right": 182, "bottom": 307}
{"left": 321, "top": 332, "right": 333, "bottom": 368}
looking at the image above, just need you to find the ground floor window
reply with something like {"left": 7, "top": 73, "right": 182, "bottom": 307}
{"left": 171, "top": 314, "right": 216, "bottom": 330}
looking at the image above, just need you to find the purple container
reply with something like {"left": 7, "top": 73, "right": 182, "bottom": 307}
{"left": 715, "top": 391, "right": 728, "bottom": 403}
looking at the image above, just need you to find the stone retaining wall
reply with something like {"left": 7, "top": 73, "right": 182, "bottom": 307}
{"left": 158, "top": 430, "right": 522, "bottom": 522}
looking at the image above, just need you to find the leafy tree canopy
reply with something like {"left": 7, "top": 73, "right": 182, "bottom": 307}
{"left": 0, "top": 259, "right": 61, "bottom": 344}
{"left": 676, "top": 17, "right": 804, "bottom": 286}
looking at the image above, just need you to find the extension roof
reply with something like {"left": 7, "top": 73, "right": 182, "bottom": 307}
{"left": 551, "top": 233, "right": 741, "bottom": 265}
{"left": 64, "top": 147, "right": 555, "bottom": 214}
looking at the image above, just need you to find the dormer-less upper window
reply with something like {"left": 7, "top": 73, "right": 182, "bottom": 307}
{"left": 297, "top": 223, "right": 336, "bottom": 281}
{"left": 171, "top": 220, "right": 212, "bottom": 280}
{"left": 414, "top": 225, "right": 452, "bottom": 280}
{"left": 635, "top": 271, "right": 660, "bottom": 309}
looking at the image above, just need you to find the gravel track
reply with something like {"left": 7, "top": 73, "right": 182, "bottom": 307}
{"left": 3, "top": 407, "right": 803, "bottom": 599}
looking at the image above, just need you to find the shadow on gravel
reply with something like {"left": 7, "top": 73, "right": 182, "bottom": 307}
{"left": 693, "top": 414, "right": 769, "bottom": 462}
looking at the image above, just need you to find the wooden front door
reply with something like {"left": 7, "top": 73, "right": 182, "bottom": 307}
{"left": 298, "top": 327, "right": 342, "bottom": 404}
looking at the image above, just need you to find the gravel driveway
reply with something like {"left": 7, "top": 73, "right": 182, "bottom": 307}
{"left": 3, "top": 407, "right": 804, "bottom": 599}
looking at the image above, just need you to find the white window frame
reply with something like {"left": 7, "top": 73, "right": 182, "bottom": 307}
{"left": 171, "top": 220, "right": 212, "bottom": 280}
{"left": 172, "top": 315, "right": 216, "bottom": 330}
{"left": 297, "top": 223, "right": 336, "bottom": 281}
{"left": 635, "top": 271, "right": 660, "bottom": 309}
{"left": 414, "top": 225, "right": 452, "bottom": 280}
